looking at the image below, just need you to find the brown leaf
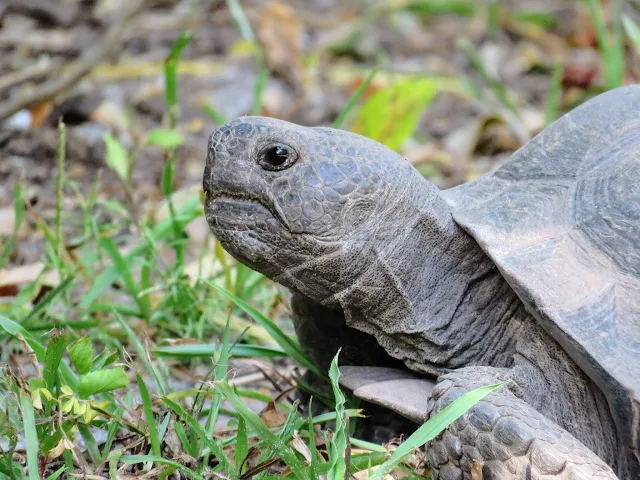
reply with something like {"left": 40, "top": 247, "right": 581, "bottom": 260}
{"left": 0, "top": 263, "right": 61, "bottom": 298}
{"left": 259, "top": 401, "right": 288, "bottom": 428}
{"left": 256, "top": 1, "right": 306, "bottom": 93}
{"left": 0, "top": 205, "right": 28, "bottom": 237}
{"left": 289, "top": 431, "right": 312, "bottom": 464}
{"left": 0, "top": 263, "right": 44, "bottom": 289}
{"left": 29, "top": 101, "right": 54, "bottom": 128}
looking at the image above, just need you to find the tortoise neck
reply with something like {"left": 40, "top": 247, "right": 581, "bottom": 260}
{"left": 339, "top": 187, "right": 524, "bottom": 375}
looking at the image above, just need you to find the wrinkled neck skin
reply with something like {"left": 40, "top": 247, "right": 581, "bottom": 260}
{"left": 277, "top": 168, "right": 523, "bottom": 377}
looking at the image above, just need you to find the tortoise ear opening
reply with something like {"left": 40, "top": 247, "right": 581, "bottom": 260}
{"left": 339, "top": 366, "right": 436, "bottom": 424}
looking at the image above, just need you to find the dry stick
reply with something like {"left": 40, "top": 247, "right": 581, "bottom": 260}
{"left": 0, "top": 60, "right": 63, "bottom": 92}
{"left": 0, "top": 0, "right": 149, "bottom": 121}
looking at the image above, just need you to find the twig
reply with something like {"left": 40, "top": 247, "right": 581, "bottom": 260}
{"left": 0, "top": 59, "right": 63, "bottom": 92}
{"left": 0, "top": 0, "right": 149, "bottom": 121}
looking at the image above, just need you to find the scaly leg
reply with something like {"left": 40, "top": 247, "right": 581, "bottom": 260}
{"left": 427, "top": 367, "right": 618, "bottom": 480}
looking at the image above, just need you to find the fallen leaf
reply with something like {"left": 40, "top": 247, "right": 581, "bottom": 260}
{"left": 289, "top": 431, "right": 312, "bottom": 463}
{"left": 29, "top": 101, "right": 54, "bottom": 128}
{"left": 0, "top": 263, "right": 60, "bottom": 298}
{"left": 0, "top": 263, "right": 44, "bottom": 288}
{"left": 260, "top": 401, "right": 288, "bottom": 428}
{"left": 256, "top": 1, "right": 306, "bottom": 92}
{"left": 0, "top": 205, "right": 28, "bottom": 238}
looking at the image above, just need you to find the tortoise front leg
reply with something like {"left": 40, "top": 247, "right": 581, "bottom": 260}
{"left": 428, "top": 367, "right": 618, "bottom": 480}
{"left": 291, "top": 292, "right": 417, "bottom": 443}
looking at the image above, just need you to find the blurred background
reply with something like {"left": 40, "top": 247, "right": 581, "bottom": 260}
{"left": 0, "top": 0, "right": 639, "bottom": 477}
{"left": 2, "top": 0, "right": 639, "bottom": 216}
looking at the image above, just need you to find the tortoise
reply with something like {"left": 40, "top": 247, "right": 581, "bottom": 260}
{"left": 203, "top": 85, "right": 640, "bottom": 479}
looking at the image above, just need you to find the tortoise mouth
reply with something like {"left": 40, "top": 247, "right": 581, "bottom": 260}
{"left": 207, "top": 189, "right": 285, "bottom": 227}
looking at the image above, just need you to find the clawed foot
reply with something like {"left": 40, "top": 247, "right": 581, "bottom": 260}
{"left": 427, "top": 367, "right": 618, "bottom": 480}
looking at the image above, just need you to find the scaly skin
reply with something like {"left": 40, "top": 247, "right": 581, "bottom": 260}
{"left": 428, "top": 367, "right": 617, "bottom": 480}
{"left": 203, "top": 116, "right": 631, "bottom": 479}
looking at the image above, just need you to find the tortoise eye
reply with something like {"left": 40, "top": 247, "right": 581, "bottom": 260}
{"left": 258, "top": 144, "right": 298, "bottom": 171}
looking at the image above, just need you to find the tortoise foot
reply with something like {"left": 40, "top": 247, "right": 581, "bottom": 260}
{"left": 428, "top": 367, "right": 619, "bottom": 480}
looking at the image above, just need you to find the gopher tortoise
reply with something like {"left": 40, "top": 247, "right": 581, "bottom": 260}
{"left": 203, "top": 85, "right": 640, "bottom": 479}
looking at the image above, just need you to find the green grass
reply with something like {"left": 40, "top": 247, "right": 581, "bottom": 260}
{"left": 586, "top": 0, "right": 624, "bottom": 90}
{"left": 1, "top": 1, "right": 635, "bottom": 478}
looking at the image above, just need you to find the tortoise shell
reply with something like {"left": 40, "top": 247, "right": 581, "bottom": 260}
{"left": 443, "top": 85, "right": 640, "bottom": 453}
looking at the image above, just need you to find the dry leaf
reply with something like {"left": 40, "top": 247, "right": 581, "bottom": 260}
{"left": 0, "top": 205, "right": 29, "bottom": 237}
{"left": 289, "top": 431, "right": 312, "bottom": 463}
{"left": 260, "top": 401, "right": 288, "bottom": 428}
{"left": 256, "top": 1, "right": 306, "bottom": 92}
{"left": 29, "top": 101, "right": 54, "bottom": 128}
{"left": 47, "top": 437, "right": 72, "bottom": 460}
{"left": 0, "top": 263, "right": 43, "bottom": 291}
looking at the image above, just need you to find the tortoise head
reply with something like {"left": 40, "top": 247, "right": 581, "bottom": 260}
{"left": 203, "top": 116, "right": 437, "bottom": 304}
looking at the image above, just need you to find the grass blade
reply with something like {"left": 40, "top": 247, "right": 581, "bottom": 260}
{"left": 369, "top": 383, "right": 503, "bottom": 480}
{"left": 0, "top": 179, "right": 25, "bottom": 270}
{"left": 80, "top": 196, "right": 202, "bottom": 308}
{"left": 55, "top": 119, "right": 66, "bottom": 261}
{"left": 152, "top": 343, "right": 287, "bottom": 359}
{"left": 22, "top": 275, "right": 75, "bottom": 327}
{"left": 306, "top": 399, "right": 321, "bottom": 479}
{"left": 252, "top": 67, "right": 270, "bottom": 116}
{"left": 113, "top": 310, "right": 168, "bottom": 395}
{"left": 623, "top": 14, "right": 640, "bottom": 53}
{"left": 101, "top": 407, "right": 124, "bottom": 462}
{"left": 333, "top": 68, "right": 378, "bottom": 129}
{"left": 120, "top": 455, "right": 204, "bottom": 480}
{"left": 459, "top": 38, "right": 518, "bottom": 114}
{"left": 327, "top": 351, "right": 347, "bottom": 480}
{"left": 162, "top": 397, "right": 234, "bottom": 475}
{"left": 544, "top": 60, "right": 564, "bottom": 126}
{"left": 164, "top": 31, "right": 193, "bottom": 128}
{"left": 137, "top": 373, "right": 161, "bottom": 457}
{"left": 101, "top": 237, "right": 150, "bottom": 319}
{"left": 214, "top": 381, "right": 308, "bottom": 479}
{"left": 204, "top": 315, "right": 231, "bottom": 444}
{"left": 45, "top": 466, "right": 66, "bottom": 480}
{"left": 203, "top": 280, "right": 325, "bottom": 379}
{"left": 78, "top": 423, "right": 100, "bottom": 465}
{"left": 235, "top": 415, "right": 248, "bottom": 475}
{"left": 20, "top": 394, "right": 40, "bottom": 480}
{"left": 201, "top": 103, "right": 228, "bottom": 125}
{"left": 226, "top": 0, "right": 256, "bottom": 42}
{"left": 587, "top": 0, "right": 624, "bottom": 89}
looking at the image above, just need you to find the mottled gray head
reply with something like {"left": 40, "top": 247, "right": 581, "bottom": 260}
{"left": 203, "top": 116, "right": 438, "bottom": 304}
